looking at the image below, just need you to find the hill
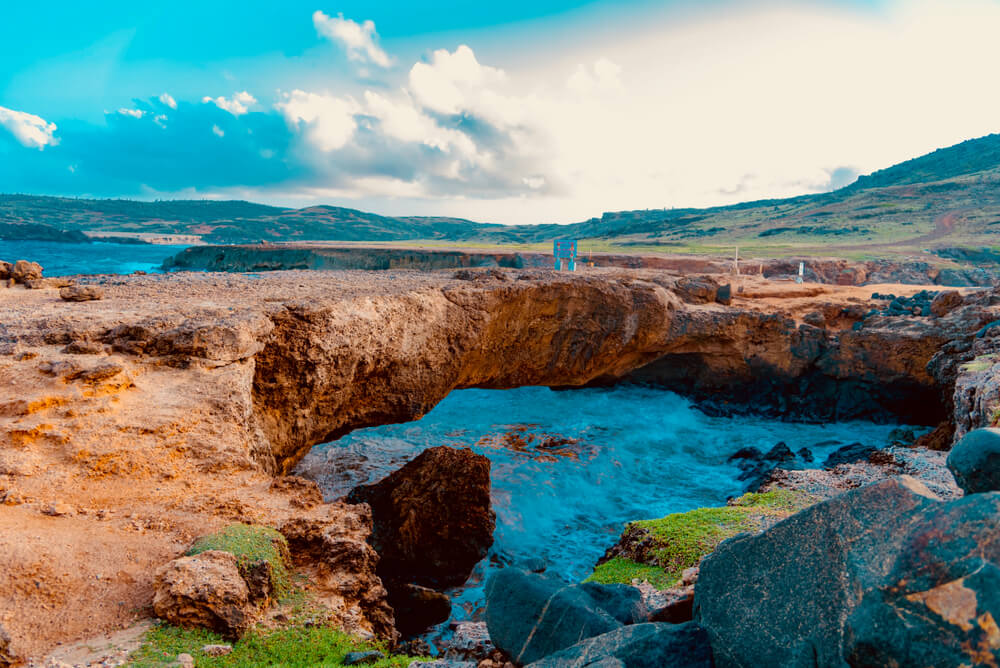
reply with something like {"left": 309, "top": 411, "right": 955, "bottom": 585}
{"left": 4, "top": 132, "right": 1000, "bottom": 258}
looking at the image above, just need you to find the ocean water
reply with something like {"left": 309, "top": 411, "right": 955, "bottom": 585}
{"left": 299, "top": 385, "right": 916, "bottom": 629}
{"left": 0, "top": 240, "right": 188, "bottom": 276}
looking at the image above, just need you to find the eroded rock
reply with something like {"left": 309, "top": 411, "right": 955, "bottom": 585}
{"left": 347, "top": 446, "right": 495, "bottom": 590}
{"left": 59, "top": 285, "right": 104, "bottom": 302}
{"left": 11, "top": 260, "right": 42, "bottom": 283}
{"left": 153, "top": 550, "right": 254, "bottom": 638}
{"left": 0, "top": 623, "right": 19, "bottom": 668}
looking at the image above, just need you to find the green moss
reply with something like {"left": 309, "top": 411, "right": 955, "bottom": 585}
{"left": 127, "top": 623, "right": 417, "bottom": 668}
{"left": 961, "top": 356, "right": 996, "bottom": 374}
{"left": 187, "top": 524, "right": 292, "bottom": 599}
{"left": 586, "top": 557, "right": 675, "bottom": 589}
{"left": 585, "top": 491, "right": 820, "bottom": 589}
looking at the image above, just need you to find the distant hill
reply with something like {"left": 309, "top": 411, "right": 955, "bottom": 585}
{"left": 4, "top": 132, "right": 1000, "bottom": 258}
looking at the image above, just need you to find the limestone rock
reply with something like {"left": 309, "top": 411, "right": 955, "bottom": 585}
{"left": 152, "top": 550, "right": 254, "bottom": 638}
{"left": 0, "top": 623, "right": 19, "bottom": 668}
{"left": 11, "top": 260, "right": 42, "bottom": 283}
{"left": 525, "top": 622, "right": 713, "bottom": 668}
{"left": 279, "top": 515, "right": 396, "bottom": 640}
{"left": 0, "top": 261, "right": 11, "bottom": 281}
{"left": 347, "top": 446, "right": 495, "bottom": 589}
{"left": 947, "top": 428, "right": 1000, "bottom": 494}
{"left": 931, "top": 290, "right": 964, "bottom": 317}
{"left": 201, "top": 644, "right": 233, "bottom": 656}
{"left": 59, "top": 285, "right": 104, "bottom": 302}
{"left": 269, "top": 475, "right": 324, "bottom": 509}
{"left": 176, "top": 652, "right": 194, "bottom": 668}
{"left": 484, "top": 569, "right": 623, "bottom": 665}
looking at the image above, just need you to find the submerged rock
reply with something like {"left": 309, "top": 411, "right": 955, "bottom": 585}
{"left": 525, "top": 622, "right": 713, "bottom": 668}
{"left": 947, "top": 428, "right": 1000, "bottom": 494}
{"left": 695, "top": 477, "right": 1000, "bottom": 667}
{"left": 347, "top": 446, "right": 495, "bottom": 590}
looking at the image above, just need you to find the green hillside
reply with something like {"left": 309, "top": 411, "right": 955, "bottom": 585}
{"left": 4, "top": 132, "right": 1000, "bottom": 259}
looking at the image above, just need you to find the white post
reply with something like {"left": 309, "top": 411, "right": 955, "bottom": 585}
{"left": 797, "top": 262, "right": 804, "bottom": 284}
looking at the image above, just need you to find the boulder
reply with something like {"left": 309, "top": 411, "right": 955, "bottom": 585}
{"left": 443, "top": 621, "right": 494, "bottom": 661}
{"left": 269, "top": 475, "right": 324, "bottom": 509}
{"left": 930, "top": 290, "right": 964, "bottom": 317}
{"left": 153, "top": 550, "right": 254, "bottom": 638}
{"left": 525, "top": 622, "right": 713, "bottom": 668}
{"left": 947, "top": 428, "right": 1000, "bottom": 494}
{"left": 59, "top": 285, "right": 104, "bottom": 302}
{"left": 11, "top": 260, "right": 42, "bottom": 283}
{"left": 694, "top": 477, "right": 1000, "bottom": 667}
{"left": 388, "top": 583, "right": 451, "bottom": 637}
{"left": 347, "top": 446, "right": 495, "bottom": 589}
{"left": 844, "top": 492, "right": 1000, "bottom": 667}
{"left": 484, "top": 569, "right": 626, "bottom": 665}
{"left": 0, "top": 262, "right": 11, "bottom": 281}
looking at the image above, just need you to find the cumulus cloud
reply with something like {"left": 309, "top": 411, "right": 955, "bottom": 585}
{"left": 409, "top": 45, "right": 506, "bottom": 116}
{"left": 159, "top": 92, "right": 177, "bottom": 109}
{"left": 117, "top": 108, "right": 145, "bottom": 118}
{"left": 277, "top": 90, "right": 358, "bottom": 151}
{"left": 566, "top": 58, "right": 622, "bottom": 94}
{"left": 0, "top": 105, "right": 58, "bottom": 149}
{"left": 202, "top": 91, "right": 256, "bottom": 116}
{"left": 313, "top": 11, "right": 391, "bottom": 68}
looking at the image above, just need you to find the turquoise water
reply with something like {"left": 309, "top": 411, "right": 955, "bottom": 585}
{"left": 300, "top": 385, "right": 914, "bottom": 626}
{"left": 0, "top": 240, "right": 187, "bottom": 276}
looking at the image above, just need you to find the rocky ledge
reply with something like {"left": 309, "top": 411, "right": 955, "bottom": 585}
{"left": 1, "top": 266, "right": 999, "bottom": 661}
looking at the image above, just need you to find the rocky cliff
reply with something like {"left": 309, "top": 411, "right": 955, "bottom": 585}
{"left": 0, "top": 267, "right": 996, "bottom": 659}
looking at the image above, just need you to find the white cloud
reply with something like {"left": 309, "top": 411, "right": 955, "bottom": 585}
{"left": 0, "top": 105, "right": 58, "bottom": 149}
{"left": 313, "top": 11, "right": 391, "bottom": 68}
{"left": 202, "top": 91, "right": 256, "bottom": 116}
{"left": 117, "top": 108, "right": 145, "bottom": 118}
{"left": 276, "top": 90, "right": 358, "bottom": 151}
{"left": 159, "top": 92, "right": 177, "bottom": 109}
{"left": 566, "top": 58, "right": 622, "bottom": 94}
{"left": 212, "top": 124, "right": 225, "bottom": 137}
{"left": 408, "top": 45, "right": 506, "bottom": 116}
{"left": 153, "top": 114, "right": 168, "bottom": 128}
{"left": 363, "top": 90, "right": 479, "bottom": 159}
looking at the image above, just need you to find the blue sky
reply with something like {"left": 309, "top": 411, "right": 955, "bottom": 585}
{"left": 2, "top": 0, "right": 999, "bottom": 224}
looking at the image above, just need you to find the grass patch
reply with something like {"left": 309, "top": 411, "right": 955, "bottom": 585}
{"left": 586, "top": 490, "right": 819, "bottom": 589}
{"left": 187, "top": 524, "right": 292, "bottom": 599}
{"left": 127, "top": 623, "right": 416, "bottom": 668}
{"left": 587, "top": 557, "right": 676, "bottom": 589}
{"left": 960, "top": 356, "right": 996, "bottom": 374}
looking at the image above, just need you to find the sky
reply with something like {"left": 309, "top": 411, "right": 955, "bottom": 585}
{"left": 2, "top": 0, "right": 1000, "bottom": 225}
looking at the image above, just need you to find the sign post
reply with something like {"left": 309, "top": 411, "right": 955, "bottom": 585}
{"left": 553, "top": 240, "right": 578, "bottom": 271}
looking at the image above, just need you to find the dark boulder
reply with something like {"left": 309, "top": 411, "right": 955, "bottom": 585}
{"left": 694, "top": 477, "right": 1000, "bottom": 667}
{"left": 347, "top": 446, "right": 495, "bottom": 589}
{"left": 576, "top": 583, "right": 649, "bottom": 625}
{"left": 525, "top": 622, "right": 713, "bottom": 668}
{"left": 947, "top": 428, "right": 1000, "bottom": 494}
{"left": 822, "top": 442, "right": 877, "bottom": 468}
{"left": 388, "top": 583, "right": 451, "bottom": 637}
{"left": 763, "top": 442, "right": 794, "bottom": 462}
{"left": 715, "top": 283, "right": 732, "bottom": 306}
{"left": 844, "top": 491, "right": 1000, "bottom": 667}
{"left": 484, "top": 569, "right": 623, "bottom": 665}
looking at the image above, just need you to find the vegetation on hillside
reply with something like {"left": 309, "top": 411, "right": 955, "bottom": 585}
{"left": 6, "top": 132, "right": 1000, "bottom": 256}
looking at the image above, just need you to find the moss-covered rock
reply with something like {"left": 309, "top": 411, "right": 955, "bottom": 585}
{"left": 187, "top": 524, "right": 292, "bottom": 601}
{"left": 587, "top": 490, "right": 819, "bottom": 589}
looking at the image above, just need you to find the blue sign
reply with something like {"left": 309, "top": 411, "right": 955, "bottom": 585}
{"left": 553, "top": 239, "right": 578, "bottom": 270}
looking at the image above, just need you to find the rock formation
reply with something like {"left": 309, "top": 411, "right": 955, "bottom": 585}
{"left": 0, "top": 267, "right": 997, "bottom": 658}
{"left": 153, "top": 551, "right": 258, "bottom": 638}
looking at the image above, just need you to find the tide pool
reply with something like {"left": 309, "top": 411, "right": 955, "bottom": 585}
{"left": 298, "top": 385, "right": 916, "bottom": 628}
{"left": 0, "top": 240, "right": 188, "bottom": 276}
